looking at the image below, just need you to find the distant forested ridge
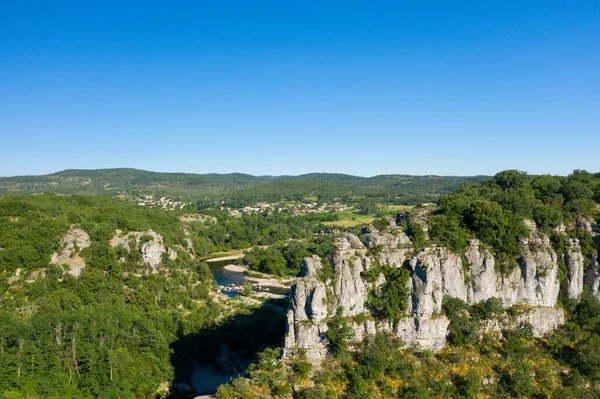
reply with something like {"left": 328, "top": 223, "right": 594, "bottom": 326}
{"left": 0, "top": 168, "right": 487, "bottom": 206}
{"left": 0, "top": 169, "right": 270, "bottom": 196}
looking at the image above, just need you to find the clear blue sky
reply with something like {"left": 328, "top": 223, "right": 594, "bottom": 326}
{"left": 1, "top": 1, "right": 599, "bottom": 177}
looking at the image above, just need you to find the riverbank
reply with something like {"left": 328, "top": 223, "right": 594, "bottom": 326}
{"left": 206, "top": 253, "right": 244, "bottom": 262}
{"left": 207, "top": 259, "right": 292, "bottom": 298}
{"left": 222, "top": 264, "right": 292, "bottom": 290}
{"left": 245, "top": 275, "right": 292, "bottom": 289}
{"left": 223, "top": 264, "right": 247, "bottom": 272}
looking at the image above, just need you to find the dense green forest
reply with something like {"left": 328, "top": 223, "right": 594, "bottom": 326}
{"left": 198, "top": 211, "right": 338, "bottom": 254}
{"left": 241, "top": 238, "right": 335, "bottom": 277}
{"left": 0, "top": 168, "right": 486, "bottom": 207}
{"left": 0, "top": 194, "right": 296, "bottom": 398}
{"left": 0, "top": 169, "right": 271, "bottom": 196}
{"left": 427, "top": 170, "right": 600, "bottom": 271}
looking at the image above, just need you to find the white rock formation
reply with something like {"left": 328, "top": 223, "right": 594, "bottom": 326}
{"left": 485, "top": 307, "right": 565, "bottom": 338}
{"left": 283, "top": 256, "right": 329, "bottom": 362}
{"left": 283, "top": 216, "right": 598, "bottom": 363}
{"left": 566, "top": 239, "right": 585, "bottom": 299}
{"left": 110, "top": 229, "right": 175, "bottom": 272}
{"left": 465, "top": 239, "right": 497, "bottom": 303}
{"left": 50, "top": 226, "right": 91, "bottom": 277}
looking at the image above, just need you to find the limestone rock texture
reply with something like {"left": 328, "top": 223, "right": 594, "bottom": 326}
{"left": 566, "top": 239, "right": 585, "bottom": 299}
{"left": 110, "top": 229, "right": 175, "bottom": 272}
{"left": 50, "top": 227, "right": 181, "bottom": 278}
{"left": 283, "top": 256, "right": 329, "bottom": 362}
{"left": 50, "top": 226, "right": 91, "bottom": 277}
{"left": 284, "top": 217, "right": 598, "bottom": 363}
{"left": 583, "top": 218, "right": 600, "bottom": 297}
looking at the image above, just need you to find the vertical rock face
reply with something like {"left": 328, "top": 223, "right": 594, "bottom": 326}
{"left": 582, "top": 218, "right": 600, "bottom": 298}
{"left": 465, "top": 240, "right": 497, "bottom": 304}
{"left": 566, "top": 239, "right": 585, "bottom": 299}
{"left": 292, "top": 256, "right": 328, "bottom": 322}
{"left": 464, "top": 225, "right": 561, "bottom": 307}
{"left": 514, "top": 225, "right": 560, "bottom": 307}
{"left": 585, "top": 252, "right": 600, "bottom": 297}
{"left": 516, "top": 249, "right": 559, "bottom": 307}
{"left": 283, "top": 256, "right": 329, "bottom": 362}
{"left": 332, "top": 234, "right": 370, "bottom": 316}
{"left": 408, "top": 251, "right": 444, "bottom": 317}
{"left": 284, "top": 217, "right": 596, "bottom": 363}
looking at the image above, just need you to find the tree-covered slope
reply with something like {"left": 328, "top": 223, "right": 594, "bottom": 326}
{"left": 428, "top": 170, "right": 600, "bottom": 261}
{"left": 0, "top": 194, "right": 291, "bottom": 398}
{"left": 0, "top": 168, "right": 486, "bottom": 206}
{"left": 0, "top": 168, "right": 270, "bottom": 196}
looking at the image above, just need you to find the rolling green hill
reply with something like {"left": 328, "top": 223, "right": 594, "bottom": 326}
{"left": 0, "top": 168, "right": 272, "bottom": 196}
{"left": 0, "top": 168, "right": 488, "bottom": 206}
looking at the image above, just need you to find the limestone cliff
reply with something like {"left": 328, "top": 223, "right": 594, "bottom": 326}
{"left": 110, "top": 229, "right": 178, "bottom": 272}
{"left": 583, "top": 217, "right": 600, "bottom": 297}
{"left": 284, "top": 217, "right": 597, "bottom": 363}
{"left": 284, "top": 256, "right": 329, "bottom": 360}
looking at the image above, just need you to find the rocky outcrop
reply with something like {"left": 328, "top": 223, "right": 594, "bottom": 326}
{"left": 517, "top": 307, "right": 565, "bottom": 337}
{"left": 566, "top": 239, "right": 585, "bottom": 299}
{"left": 284, "top": 216, "right": 598, "bottom": 363}
{"left": 50, "top": 226, "right": 91, "bottom": 277}
{"left": 394, "top": 317, "right": 450, "bottom": 350}
{"left": 283, "top": 256, "right": 329, "bottom": 362}
{"left": 465, "top": 240, "right": 497, "bottom": 303}
{"left": 585, "top": 252, "right": 600, "bottom": 297}
{"left": 408, "top": 248, "right": 466, "bottom": 317}
{"left": 484, "top": 307, "right": 565, "bottom": 337}
{"left": 361, "top": 224, "right": 411, "bottom": 268}
{"left": 110, "top": 229, "right": 176, "bottom": 272}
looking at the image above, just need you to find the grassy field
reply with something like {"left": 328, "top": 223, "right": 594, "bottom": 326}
{"left": 322, "top": 211, "right": 376, "bottom": 227}
{"left": 322, "top": 205, "right": 414, "bottom": 228}
{"left": 382, "top": 204, "right": 414, "bottom": 212}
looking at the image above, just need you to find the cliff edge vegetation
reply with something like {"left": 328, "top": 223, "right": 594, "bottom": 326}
{"left": 218, "top": 170, "right": 600, "bottom": 399}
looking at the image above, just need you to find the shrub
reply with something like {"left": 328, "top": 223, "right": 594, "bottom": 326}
{"left": 366, "top": 266, "right": 411, "bottom": 322}
{"left": 442, "top": 296, "right": 479, "bottom": 346}
{"left": 325, "top": 308, "right": 353, "bottom": 356}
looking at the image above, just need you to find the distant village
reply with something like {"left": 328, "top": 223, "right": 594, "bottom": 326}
{"left": 118, "top": 192, "right": 353, "bottom": 216}
{"left": 116, "top": 193, "right": 186, "bottom": 210}
{"left": 222, "top": 201, "right": 351, "bottom": 217}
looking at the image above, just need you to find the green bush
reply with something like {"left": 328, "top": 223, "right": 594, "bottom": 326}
{"left": 366, "top": 266, "right": 411, "bottom": 322}
{"left": 442, "top": 296, "right": 479, "bottom": 346}
{"left": 325, "top": 308, "right": 353, "bottom": 356}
